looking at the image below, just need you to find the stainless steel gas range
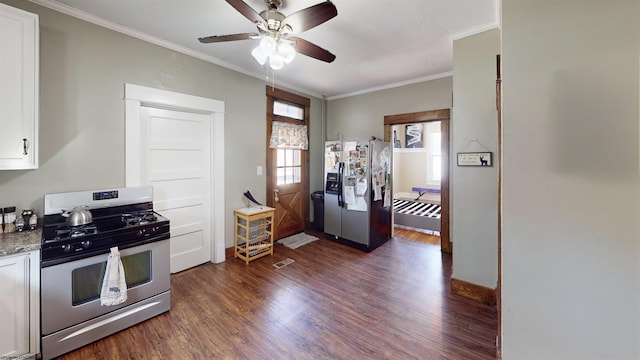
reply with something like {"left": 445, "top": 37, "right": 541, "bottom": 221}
{"left": 40, "top": 186, "right": 171, "bottom": 360}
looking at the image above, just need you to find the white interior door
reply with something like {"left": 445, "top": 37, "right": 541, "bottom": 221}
{"left": 125, "top": 83, "right": 225, "bottom": 266}
{"left": 141, "top": 106, "right": 212, "bottom": 273}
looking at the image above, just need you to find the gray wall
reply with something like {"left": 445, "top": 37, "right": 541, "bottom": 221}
{"left": 452, "top": 29, "right": 500, "bottom": 288}
{"left": 326, "top": 77, "right": 452, "bottom": 141}
{"left": 502, "top": 0, "right": 639, "bottom": 358}
{"left": 0, "top": 0, "right": 323, "bottom": 248}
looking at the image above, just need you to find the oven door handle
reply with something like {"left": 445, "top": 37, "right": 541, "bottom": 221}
{"left": 40, "top": 233, "right": 170, "bottom": 268}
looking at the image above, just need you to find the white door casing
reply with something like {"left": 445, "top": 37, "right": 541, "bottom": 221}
{"left": 124, "top": 83, "right": 225, "bottom": 268}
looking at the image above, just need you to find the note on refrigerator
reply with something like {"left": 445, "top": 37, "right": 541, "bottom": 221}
{"left": 373, "top": 170, "right": 383, "bottom": 201}
{"left": 350, "top": 196, "right": 368, "bottom": 211}
{"left": 356, "top": 178, "right": 367, "bottom": 195}
{"left": 383, "top": 175, "right": 391, "bottom": 207}
{"left": 344, "top": 186, "right": 356, "bottom": 205}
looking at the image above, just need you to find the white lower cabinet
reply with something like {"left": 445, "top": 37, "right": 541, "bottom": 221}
{"left": 0, "top": 251, "right": 40, "bottom": 359}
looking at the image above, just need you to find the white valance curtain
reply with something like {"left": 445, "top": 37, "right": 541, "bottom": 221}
{"left": 269, "top": 121, "right": 308, "bottom": 150}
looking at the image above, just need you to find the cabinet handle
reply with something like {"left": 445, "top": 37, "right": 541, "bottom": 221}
{"left": 23, "top": 138, "right": 28, "bottom": 155}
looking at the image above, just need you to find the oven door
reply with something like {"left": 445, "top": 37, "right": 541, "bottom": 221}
{"left": 41, "top": 239, "right": 170, "bottom": 336}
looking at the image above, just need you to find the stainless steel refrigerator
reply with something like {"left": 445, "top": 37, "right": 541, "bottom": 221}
{"left": 324, "top": 139, "right": 393, "bottom": 251}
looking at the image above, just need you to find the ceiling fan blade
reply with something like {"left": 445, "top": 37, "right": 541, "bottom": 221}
{"left": 225, "top": 0, "right": 264, "bottom": 24}
{"left": 283, "top": 1, "right": 337, "bottom": 33}
{"left": 198, "top": 33, "right": 259, "bottom": 43}
{"left": 289, "top": 37, "right": 336, "bottom": 63}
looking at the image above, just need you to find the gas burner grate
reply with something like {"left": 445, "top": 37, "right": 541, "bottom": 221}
{"left": 121, "top": 211, "right": 158, "bottom": 226}
{"left": 55, "top": 224, "right": 98, "bottom": 240}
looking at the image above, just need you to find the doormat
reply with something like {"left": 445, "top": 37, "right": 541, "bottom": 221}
{"left": 273, "top": 258, "right": 295, "bottom": 269}
{"left": 277, "top": 233, "right": 319, "bottom": 249}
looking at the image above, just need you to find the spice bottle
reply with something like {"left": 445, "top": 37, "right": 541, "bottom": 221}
{"left": 15, "top": 215, "right": 24, "bottom": 232}
{"left": 3, "top": 207, "right": 16, "bottom": 233}
{"left": 21, "top": 209, "right": 35, "bottom": 230}
{"left": 29, "top": 213, "right": 38, "bottom": 230}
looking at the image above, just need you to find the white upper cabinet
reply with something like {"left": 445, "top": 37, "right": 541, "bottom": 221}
{"left": 0, "top": 3, "right": 39, "bottom": 170}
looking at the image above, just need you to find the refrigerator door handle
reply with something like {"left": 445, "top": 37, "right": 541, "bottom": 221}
{"left": 338, "top": 162, "right": 344, "bottom": 207}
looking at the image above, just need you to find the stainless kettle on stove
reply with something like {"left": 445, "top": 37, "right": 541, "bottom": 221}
{"left": 61, "top": 206, "right": 93, "bottom": 226}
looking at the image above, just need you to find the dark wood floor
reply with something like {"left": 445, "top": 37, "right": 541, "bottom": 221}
{"left": 57, "top": 228, "right": 497, "bottom": 359}
{"left": 393, "top": 225, "right": 441, "bottom": 246}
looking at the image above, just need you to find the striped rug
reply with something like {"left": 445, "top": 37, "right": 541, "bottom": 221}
{"left": 393, "top": 199, "right": 441, "bottom": 218}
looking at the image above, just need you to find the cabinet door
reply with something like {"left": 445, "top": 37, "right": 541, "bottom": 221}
{"left": 0, "top": 253, "right": 30, "bottom": 357}
{"left": 0, "top": 3, "right": 39, "bottom": 170}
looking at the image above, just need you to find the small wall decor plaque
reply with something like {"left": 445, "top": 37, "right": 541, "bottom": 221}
{"left": 457, "top": 152, "right": 493, "bottom": 167}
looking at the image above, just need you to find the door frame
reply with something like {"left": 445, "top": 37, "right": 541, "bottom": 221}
{"left": 383, "top": 108, "right": 452, "bottom": 253}
{"left": 265, "top": 86, "right": 310, "bottom": 239}
{"left": 124, "top": 83, "right": 226, "bottom": 263}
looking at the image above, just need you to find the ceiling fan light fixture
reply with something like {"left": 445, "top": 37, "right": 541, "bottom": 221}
{"left": 251, "top": 45, "right": 269, "bottom": 65}
{"left": 199, "top": 0, "right": 338, "bottom": 69}
{"left": 269, "top": 53, "right": 285, "bottom": 70}
{"left": 277, "top": 41, "right": 296, "bottom": 63}
{"left": 259, "top": 36, "right": 277, "bottom": 55}
{"left": 252, "top": 35, "right": 295, "bottom": 70}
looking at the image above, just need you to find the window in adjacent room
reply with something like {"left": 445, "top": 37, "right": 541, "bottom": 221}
{"left": 429, "top": 130, "right": 442, "bottom": 182}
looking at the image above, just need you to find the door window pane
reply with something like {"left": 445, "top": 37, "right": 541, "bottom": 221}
{"left": 277, "top": 149, "right": 285, "bottom": 166}
{"left": 294, "top": 167, "right": 301, "bottom": 183}
{"left": 285, "top": 149, "right": 293, "bottom": 166}
{"left": 277, "top": 168, "right": 285, "bottom": 185}
{"left": 276, "top": 149, "right": 302, "bottom": 185}
{"left": 273, "top": 100, "right": 304, "bottom": 120}
{"left": 293, "top": 150, "right": 300, "bottom": 166}
{"left": 285, "top": 167, "right": 293, "bottom": 183}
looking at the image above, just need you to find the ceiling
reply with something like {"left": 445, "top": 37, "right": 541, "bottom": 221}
{"left": 33, "top": 0, "right": 499, "bottom": 99}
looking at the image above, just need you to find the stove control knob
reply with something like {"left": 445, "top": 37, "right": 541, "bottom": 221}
{"left": 81, "top": 240, "right": 92, "bottom": 249}
{"left": 137, "top": 229, "right": 145, "bottom": 237}
{"left": 62, "top": 244, "right": 74, "bottom": 253}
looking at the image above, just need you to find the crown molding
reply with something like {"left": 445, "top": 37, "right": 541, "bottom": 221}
{"left": 449, "top": 21, "right": 500, "bottom": 43}
{"left": 327, "top": 71, "right": 453, "bottom": 101}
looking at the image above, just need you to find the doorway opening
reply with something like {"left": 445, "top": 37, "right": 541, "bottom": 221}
{"left": 384, "top": 109, "right": 451, "bottom": 253}
{"left": 392, "top": 121, "right": 442, "bottom": 245}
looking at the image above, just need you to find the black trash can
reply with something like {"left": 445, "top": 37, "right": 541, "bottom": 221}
{"left": 310, "top": 191, "right": 324, "bottom": 231}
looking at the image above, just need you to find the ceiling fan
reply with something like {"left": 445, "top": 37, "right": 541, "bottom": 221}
{"left": 198, "top": 0, "right": 337, "bottom": 70}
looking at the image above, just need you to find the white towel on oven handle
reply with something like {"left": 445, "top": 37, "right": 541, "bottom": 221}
{"left": 100, "top": 246, "right": 128, "bottom": 306}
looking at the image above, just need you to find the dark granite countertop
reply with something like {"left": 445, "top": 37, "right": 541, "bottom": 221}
{"left": 0, "top": 228, "right": 41, "bottom": 256}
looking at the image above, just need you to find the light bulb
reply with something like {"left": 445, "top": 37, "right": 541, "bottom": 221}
{"left": 251, "top": 46, "right": 268, "bottom": 65}
{"left": 269, "top": 53, "right": 284, "bottom": 70}
{"left": 277, "top": 42, "right": 296, "bottom": 64}
{"left": 259, "top": 36, "right": 276, "bottom": 56}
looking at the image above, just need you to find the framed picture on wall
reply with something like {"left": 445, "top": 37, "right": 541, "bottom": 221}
{"left": 405, "top": 124, "right": 423, "bottom": 148}
{"left": 456, "top": 152, "right": 493, "bottom": 166}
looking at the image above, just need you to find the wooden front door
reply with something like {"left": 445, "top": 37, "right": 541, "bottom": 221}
{"left": 266, "top": 87, "right": 310, "bottom": 240}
